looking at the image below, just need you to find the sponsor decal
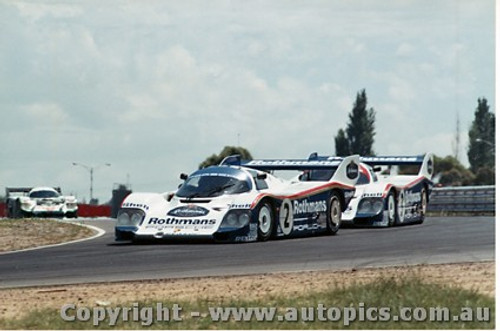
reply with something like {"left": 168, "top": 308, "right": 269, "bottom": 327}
{"left": 293, "top": 199, "right": 327, "bottom": 215}
{"left": 229, "top": 203, "right": 251, "bottom": 209}
{"left": 247, "top": 160, "right": 340, "bottom": 167}
{"left": 346, "top": 161, "right": 359, "bottom": 179}
{"left": 148, "top": 217, "right": 217, "bottom": 226}
{"left": 293, "top": 223, "right": 322, "bottom": 231}
{"left": 361, "top": 192, "right": 383, "bottom": 198}
{"left": 360, "top": 156, "right": 419, "bottom": 163}
{"left": 403, "top": 190, "right": 421, "bottom": 205}
{"left": 122, "top": 202, "right": 150, "bottom": 211}
{"left": 167, "top": 205, "right": 209, "bottom": 217}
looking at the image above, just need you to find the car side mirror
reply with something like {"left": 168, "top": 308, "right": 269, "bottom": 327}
{"left": 180, "top": 173, "right": 188, "bottom": 180}
{"left": 256, "top": 173, "right": 267, "bottom": 180}
{"left": 373, "top": 166, "right": 382, "bottom": 172}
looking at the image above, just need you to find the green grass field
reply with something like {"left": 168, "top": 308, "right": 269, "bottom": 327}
{"left": 1, "top": 275, "right": 494, "bottom": 329}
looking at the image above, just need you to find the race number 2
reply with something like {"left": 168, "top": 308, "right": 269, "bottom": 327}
{"left": 279, "top": 199, "right": 294, "bottom": 235}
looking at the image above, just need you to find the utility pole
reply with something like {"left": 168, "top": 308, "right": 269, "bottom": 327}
{"left": 72, "top": 162, "right": 111, "bottom": 203}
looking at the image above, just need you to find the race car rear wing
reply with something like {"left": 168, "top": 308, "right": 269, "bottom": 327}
{"left": 220, "top": 154, "right": 360, "bottom": 186}
{"left": 313, "top": 153, "right": 434, "bottom": 178}
{"left": 5, "top": 187, "right": 62, "bottom": 198}
{"left": 358, "top": 153, "right": 434, "bottom": 178}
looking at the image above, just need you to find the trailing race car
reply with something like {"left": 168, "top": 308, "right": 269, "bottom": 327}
{"left": 115, "top": 154, "right": 360, "bottom": 243}
{"left": 339, "top": 153, "right": 434, "bottom": 227}
{"left": 5, "top": 187, "right": 78, "bottom": 218}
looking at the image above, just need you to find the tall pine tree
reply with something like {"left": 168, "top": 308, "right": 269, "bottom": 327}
{"left": 335, "top": 89, "right": 376, "bottom": 156}
{"left": 467, "top": 98, "right": 495, "bottom": 173}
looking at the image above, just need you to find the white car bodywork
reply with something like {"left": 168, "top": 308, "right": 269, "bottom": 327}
{"left": 6, "top": 187, "right": 78, "bottom": 218}
{"left": 115, "top": 155, "right": 360, "bottom": 242}
{"left": 341, "top": 154, "right": 434, "bottom": 227}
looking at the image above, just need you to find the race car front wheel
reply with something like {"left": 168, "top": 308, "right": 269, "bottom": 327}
{"left": 326, "top": 193, "right": 341, "bottom": 235}
{"left": 395, "top": 190, "right": 406, "bottom": 225}
{"left": 257, "top": 202, "right": 274, "bottom": 241}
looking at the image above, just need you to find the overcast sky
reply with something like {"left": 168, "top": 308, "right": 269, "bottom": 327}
{"left": 0, "top": 0, "right": 495, "bottom": 202}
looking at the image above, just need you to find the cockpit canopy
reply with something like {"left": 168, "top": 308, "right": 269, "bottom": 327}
{"left": 176, "top": 167, "right": 253, "bottom": 198}
{"left": 29, "top": 188, "right": 60, "bottom": 198}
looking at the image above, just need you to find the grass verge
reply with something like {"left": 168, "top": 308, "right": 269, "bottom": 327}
{"left": 0, "top": 218, "right": 95, "bottom": 252}
{"left": 0, "top": 275, "right": 494, "bottom": 329}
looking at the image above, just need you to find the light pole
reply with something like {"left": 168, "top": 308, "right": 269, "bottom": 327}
{"left": 72, "top": 162, "right": 111, "bottom": 203}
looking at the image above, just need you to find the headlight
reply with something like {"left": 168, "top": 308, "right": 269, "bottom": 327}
{"left": 359, "top": 199, "right": 372, "bottom": 213}
{"left": 117, "top": 211, "right": 131, "bottom": 226}
{"left": 226, "top": 213, "right": 238, "bottom": 227}
{"left": 372, "top": 200, "right": 384, "bottom": 214}
{"left": 238, "top": 213, "right": 250, "bottom": 227}
{"left": 117, "top": 208, "right": 145, "bottom": 226}
{"left": 220, "top": 210, "right": 251, "bottom": 229}
{"left": 358, "top": 198, "right": 384, "bottom": 214}
{"left": 22, "top": 200, "right": 35, "bottom": 207}
{"left": 131, "top": 212, "right": 144, "bottom": 225}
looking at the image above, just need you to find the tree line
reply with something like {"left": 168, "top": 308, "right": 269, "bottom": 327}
{"left": 201, "top": 90, "right": 494, "bottom": 186}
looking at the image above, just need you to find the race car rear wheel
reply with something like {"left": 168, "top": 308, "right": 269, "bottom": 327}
{"left": 416, "top": 188, "right": 427, "bottom": 224}
{"left": 395, "top": 190, "right": 406, "bottom": 225}
{"left": 10, "top": 199, "right": 23, "bottom": 219}
{"left": 385, "top": 191, "right": 396, "bottom": 227}
{"left": 326, "top": 193, "right": 341, "bottom": 235}
{"left": 257, "top": 202, "right": 274, "bottom": 241}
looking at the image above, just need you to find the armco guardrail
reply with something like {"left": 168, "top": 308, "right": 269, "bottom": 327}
{"left": 428, "top": 185, "right": 495, "bottom": 213}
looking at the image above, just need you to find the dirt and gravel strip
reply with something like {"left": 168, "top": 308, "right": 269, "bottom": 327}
{"left": 0, "top": 261, "right": 493, "bottom": 320}
{"left": 0, "top": 219, "right": 96, "bottom": 253}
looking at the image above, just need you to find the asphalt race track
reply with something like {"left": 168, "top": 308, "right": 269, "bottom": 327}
{"left": 0, "top": 216, "right": 494, "bottom": 288}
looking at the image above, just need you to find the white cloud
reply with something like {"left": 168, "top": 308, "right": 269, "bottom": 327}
{"left": 396, "top": 43, "right": 415, "bottom": 57}
{"left": 20, "top": 102, "right": 69, "bottom": 125}
{"left": 13, "top": 2, "right": 82, "bottom": 21}
{"left": 0, "top": 0, "right": 494, "bottom": 200}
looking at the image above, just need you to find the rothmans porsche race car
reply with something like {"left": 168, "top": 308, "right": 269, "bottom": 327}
{"left": 339, "top": 153, "right": 434, "bottom": 227}
{"left": 5, "top": 187, "right": 78, "bottom": 218}
{"left": 115, "top": 154, "right": 360, "bottom": 242}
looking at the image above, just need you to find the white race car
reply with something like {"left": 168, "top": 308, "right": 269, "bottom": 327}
{"left": 339, "top": 153, "right": 434, "bottom": 227}
{"left": 115, "top": 154, "right": 360, "bottom": 243}
{"left": 5, "top": 187, "right": 78, "bottom": 218}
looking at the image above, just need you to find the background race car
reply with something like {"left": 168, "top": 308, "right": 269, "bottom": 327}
{"left": 115, "top": 154, "right": 360, "bottom": 243}
{"left": 5, "top": 187, "right": 78, "bottom": 218}
{"left": 339, "top": 153, "right": 434, "bottom": 227}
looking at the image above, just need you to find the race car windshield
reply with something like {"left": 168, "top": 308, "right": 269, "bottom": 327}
{"left": 176, "top": 175, "right": 251, "bottom": 198}
{"left": 29, "top": 190, "right": 60, "bottom": 198}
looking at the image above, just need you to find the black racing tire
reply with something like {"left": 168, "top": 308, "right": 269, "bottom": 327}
{"left": 385, "top": 191, "right": 397, "bottom": 227}
{"left": 257, "top": 201, "right": 274, "bottom": 241}
{"left": 6, "top": 200, "right": 13, "bottom": 218}
{"left": 395, "top": 190, "right": 406, "bottom": 225}
{"left": 326, "top": 192, "right": 342, "bottom": 235}
{"left": 13, "top": 199, "right": 22, "bottom": 219}
{"left": 415, "top": 188, "right": 427, "bottom": 224}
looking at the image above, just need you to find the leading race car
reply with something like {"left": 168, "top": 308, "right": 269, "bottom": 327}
{"left": 115, "top": 154, "right": 360, "bottom": 243}
{"left": 339, "top": 153, "right": 434, "bottom": 227}
{"left": 5, "top": 187, "right": 78, "bottom": 218}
